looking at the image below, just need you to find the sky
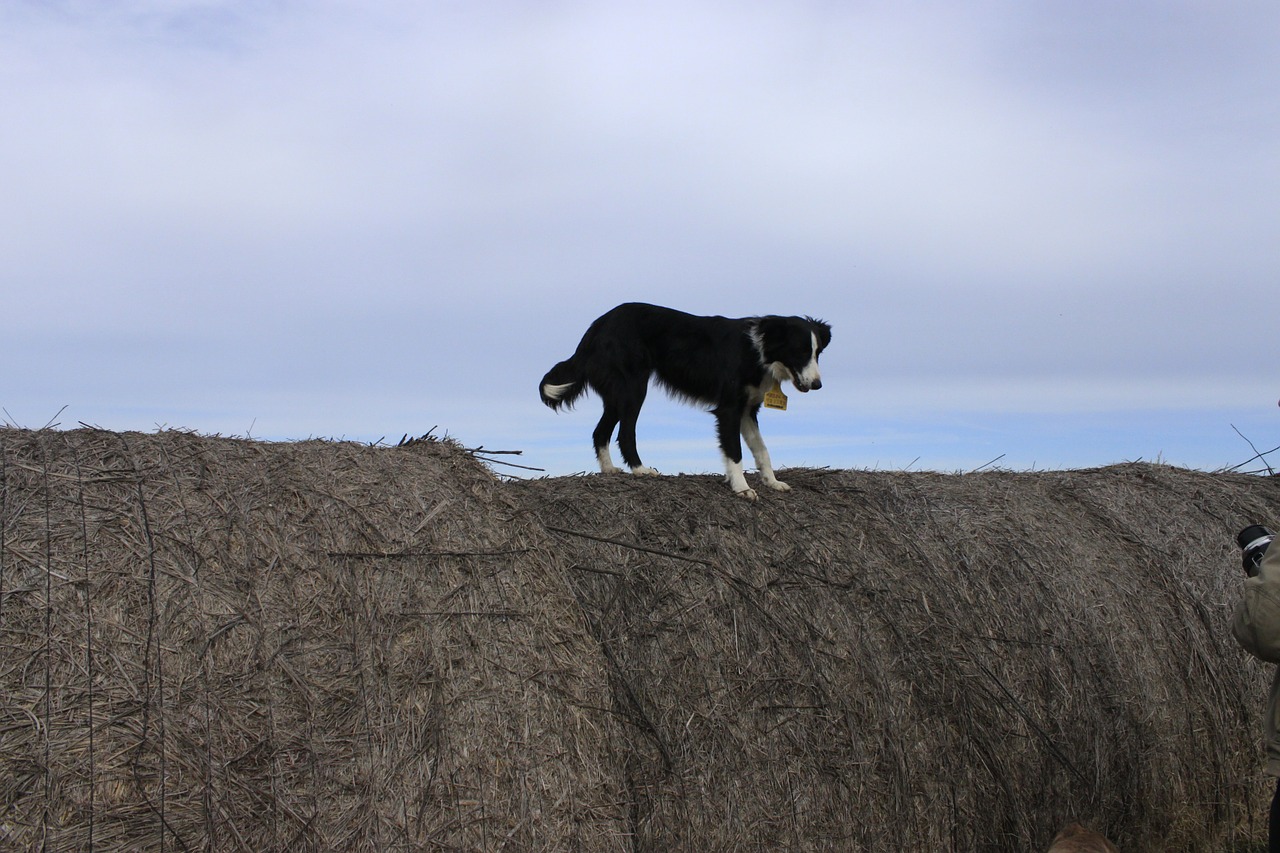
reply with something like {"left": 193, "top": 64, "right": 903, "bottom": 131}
{"left": 3, "top": 1, "right": 1278, "bottom": 479}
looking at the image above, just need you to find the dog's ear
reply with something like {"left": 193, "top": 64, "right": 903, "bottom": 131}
{"left": 808, "top": 318, "right": 832, "bottom": 352}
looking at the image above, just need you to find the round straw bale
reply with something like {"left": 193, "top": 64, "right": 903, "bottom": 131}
{"left": 2, "top": 427, "right": 1278, "bottom": 851}
{"left": 511, "top": 464, "right": 1280, "bottom": 851}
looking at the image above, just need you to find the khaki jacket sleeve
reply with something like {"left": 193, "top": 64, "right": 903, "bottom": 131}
{"left": 1233, "top": 542, "right": 1280, "bottom": 663}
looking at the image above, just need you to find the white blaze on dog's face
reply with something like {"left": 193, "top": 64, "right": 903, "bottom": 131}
{"left": 791, "top": 331, "right": 822, "bottom": 392}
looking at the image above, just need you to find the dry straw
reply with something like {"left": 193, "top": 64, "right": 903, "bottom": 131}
{"left": 1, "top": 426, "right": 1278, "bottom": 851}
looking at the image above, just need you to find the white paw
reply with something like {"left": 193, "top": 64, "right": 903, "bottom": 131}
{"left": 764, "top": 479, "right": 791, "bottom": 492}
{"left": 631, "top": 465, "right": 660, "bottom": 476}
{"left": 735, "top": 487, "right": 759, "bottom": 501}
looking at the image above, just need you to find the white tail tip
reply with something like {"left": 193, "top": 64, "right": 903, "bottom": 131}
{"left": 542, "top": 382, "right": 574, "bottom": 401}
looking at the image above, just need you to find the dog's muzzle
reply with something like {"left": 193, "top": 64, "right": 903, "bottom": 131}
{"left": 794, "top": 377, "right": 822, "bottom": 393}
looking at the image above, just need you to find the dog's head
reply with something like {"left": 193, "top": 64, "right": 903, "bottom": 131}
{"left": 753, "top": 315, "right": 832, "bottom": 393}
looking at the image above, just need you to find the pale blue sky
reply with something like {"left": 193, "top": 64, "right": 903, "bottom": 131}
{"left": 3, "top": 1, "right": 1277, "bottom": 477}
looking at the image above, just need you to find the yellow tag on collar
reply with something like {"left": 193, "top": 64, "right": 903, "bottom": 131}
{"left": 763, "top": 382, "right": 788, "bottom": 411}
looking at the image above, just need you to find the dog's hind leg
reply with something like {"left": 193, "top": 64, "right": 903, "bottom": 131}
{"left": 741, "top": 409, "right": 789, "bottom": 492}
{"left": 615, "top": 383, "right": 659, "bottom": 476}
{"left": 592, "top": 406, "right": 622, "bottom": 473}
{"left": 715, "top": 406, "right": 757, "bottom": 500}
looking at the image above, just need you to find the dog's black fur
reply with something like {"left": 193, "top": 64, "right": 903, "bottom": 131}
{"left": 539, "top": 302, "right": 831, "bottom": 498}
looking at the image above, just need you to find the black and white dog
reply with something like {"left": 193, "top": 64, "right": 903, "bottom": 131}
{"left": 539, "top": 302, "right": 831, "bottom": 499}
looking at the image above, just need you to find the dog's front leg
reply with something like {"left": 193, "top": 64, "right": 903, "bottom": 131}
{"left": 740, "top": 411, "right": 789, "bottom": 492}
{"left": 721, "top": 454, "right": 757, "bottom": 500}
{"left": 716, "top": 408, "right": 758, "bottom": 500}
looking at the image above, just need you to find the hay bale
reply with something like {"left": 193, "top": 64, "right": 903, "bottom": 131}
{"left": 0, "top": 428, "right": 624, "bottom": 851}
{"left": 2, "top": 426, "right": 1278, "bottom": 850}
{"left": 510, "top": 465, "right": 1280, "bottom": 851}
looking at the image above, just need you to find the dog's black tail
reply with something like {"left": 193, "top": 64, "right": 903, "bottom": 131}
{"left": 539, "top": 357, "right": 588, "bottom": 410}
